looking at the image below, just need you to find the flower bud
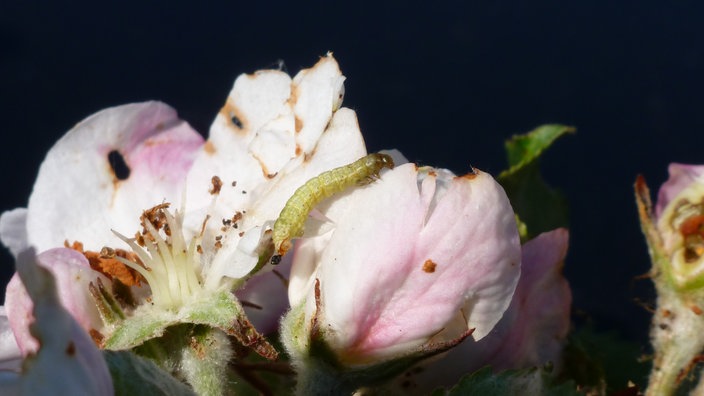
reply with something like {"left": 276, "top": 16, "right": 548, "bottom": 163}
{"left": 635, "top": 164, "right": 704, "bottom": 395}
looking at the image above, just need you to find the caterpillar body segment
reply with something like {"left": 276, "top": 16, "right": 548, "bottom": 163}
{"left": 270, "top": 153, "right": 394, "bottom": 263}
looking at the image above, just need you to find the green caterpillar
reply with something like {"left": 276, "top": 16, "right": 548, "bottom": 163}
{"left": 270, "top": 153, "right": 394, "bottom": 264}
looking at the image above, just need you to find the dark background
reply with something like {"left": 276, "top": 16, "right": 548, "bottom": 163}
{"left": 2, "top": 1, "right": 703, "bottom": 347}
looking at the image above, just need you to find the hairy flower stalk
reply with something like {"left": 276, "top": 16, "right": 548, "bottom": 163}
{"left": 636, "top": 165, "right": 704, "bottom": 395}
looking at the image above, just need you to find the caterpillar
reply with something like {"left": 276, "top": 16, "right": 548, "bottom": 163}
{"left": 270, "top": 153, "right": 394, "bottom": 264}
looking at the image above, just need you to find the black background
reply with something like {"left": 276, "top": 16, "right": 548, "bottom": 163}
{"left": 3, "top": 1, "right": 703, "bottom": 347}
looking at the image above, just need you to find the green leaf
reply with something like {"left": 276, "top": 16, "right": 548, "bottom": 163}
{"left": 498, "top": 124, "right": 574, "bottom": 240}
{"left": 104, "top": 350, "right": 196, "bottom": 396}
{"left": 560, "top": 326, "right": 649, "bottom": 394}
{"left": 502, "top": 124, "right": 575, "bottom": 171}
{"left": 431, "top": 366, "right": 582, "bottom": 396}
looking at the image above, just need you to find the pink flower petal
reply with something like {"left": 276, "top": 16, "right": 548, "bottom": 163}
{"left": 291, "top": 164, "right": 521, "bottom": 363}
{"left": 469, "top": 228, "right": 571, "bottom": 371}
{"left": 5, "top": 248, "right": 107, "bottom": 355}
{"left": 235, "top": 254, "right": 292, "bottom": 335}
{"left": 0, "top": 249, "right": 112, "bottom": 395}
{"left": 25, "top": 102, "right": 203, "bottom": 253}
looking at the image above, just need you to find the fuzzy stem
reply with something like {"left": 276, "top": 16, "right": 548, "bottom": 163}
{"left": 646, "top": 290, "right": 704, "bottom": 395}
{"left": 179, "top": 326, "right": 232, "bottom": 396}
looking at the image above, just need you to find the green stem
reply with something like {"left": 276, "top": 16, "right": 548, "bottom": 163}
{"left": 179, "top": 326, "right": 232, "bottom": 396}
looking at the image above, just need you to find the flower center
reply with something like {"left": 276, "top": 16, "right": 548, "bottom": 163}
{"left": 660, "top": 183, "right": 704, "bottom": 289}
{"left": 111, "top": 203, "right": 204, "bottom": 310}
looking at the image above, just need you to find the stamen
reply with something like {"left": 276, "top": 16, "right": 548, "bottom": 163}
{"left": 111, "top": 205, "right": 203, "bottom": 310}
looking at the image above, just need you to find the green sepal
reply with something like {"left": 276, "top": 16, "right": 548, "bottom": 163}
{"left": 498, "top": 124, "right": 573, "bottom": 240}
{"left": 282, "top": 285, "right": 473, "bottom": 394}
{"left": 103, "top": 288, "right": 277, "bottom": 360}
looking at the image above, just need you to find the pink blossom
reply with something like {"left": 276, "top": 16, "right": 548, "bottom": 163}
{"left": 287, "top": 164, "right": 522, "bottom": 365}
{"left": 5, "top": 248, "right": 108, "bottom": 354}
{"left": 0, "top": 55, "right": 369, "bottom": 355}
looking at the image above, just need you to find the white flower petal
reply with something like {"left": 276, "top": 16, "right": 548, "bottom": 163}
{"left": 0, "top": 209, "right": 28, "bottom": 258}
{"left": 26, "top": 102, "right": 203, "bottom": 252}
{"left": 0, "top": 307, "right": 21, "bottom": 371}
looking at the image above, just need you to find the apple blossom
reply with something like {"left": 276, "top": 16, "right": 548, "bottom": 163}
{"left": 0, "top": 54, "right": 371, "bottom": 394}
{"left": 281, "top": 163, "right": 521, "bottom": 394}
{"left": 636, "top": 164, "right": 704, "bottom": 395}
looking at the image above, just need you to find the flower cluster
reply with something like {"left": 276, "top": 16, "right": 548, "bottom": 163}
{"left": 0, "top": 55, "right": 572, "bottom": 395}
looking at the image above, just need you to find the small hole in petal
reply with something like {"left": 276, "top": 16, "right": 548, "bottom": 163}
{"left": 230, "top": 113, "right": 243, "bottom": 129}
{"left": 108, "top": 150, "right": 130, "bottom": 180}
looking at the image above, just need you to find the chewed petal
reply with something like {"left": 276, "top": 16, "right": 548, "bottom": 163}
{"left": 185, "top": 55, "right": 357, "bottom": 241}
{"left": 291, "top": 54, "right": 346, "bottom": 154}
{"left": 26, "top": 102, "right": 204, "bottom": 252}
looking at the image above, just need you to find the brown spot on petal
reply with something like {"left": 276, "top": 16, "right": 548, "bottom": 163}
{"left": 204, "top": 141, "right": 216, "bottom": 155}
{"left": 65, "top": 341, "right": 76, "bottom": 356}
{"left": 210, "top": 175, "right": 223, "bottom": 195}
{"left": 220, "top": 99, "right": 247, "bottom": 132}
{"left": 295, "top": 144, "right": 302, "bottom": 157}
{"left": 422, "top": 259, "right": 437, "bottom": 273}
{"left": 295, "top": 116, "right": 304, "bottom": 133}
{"left": 288, "top": 83, "right": 301, "bottom": 108}
{"left": 692, "top": 305, "right": 704, "bottom": 316}
{"left": 251, "top": 152, "right": 278, "bottom": 179}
